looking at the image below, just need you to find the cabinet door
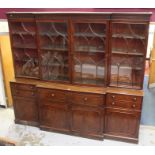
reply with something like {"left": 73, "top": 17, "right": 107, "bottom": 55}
{"left": 72, "top": 21, "right": 108, "bottom": 86}
{"left": 109, "top": 22, "right": 148, "bottom": 89}
{"left": 105, "top": 108, "right": 140, "bottom": 138}
{"left": 37, "top": 21, "right": 70, "bottom": 82}
{"left": 71, "top": 105, "right": 103, "bottom": 138}
{"left": 9, "top": 20, "right": 39, "bottom": 78}
{"left": 39, "top": 103, "right": 70, "bottom": 133}
{"left": 13, "top": 97, "right": 38, "bottom": 124}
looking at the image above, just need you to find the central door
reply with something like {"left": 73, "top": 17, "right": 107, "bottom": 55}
{"left": 71, "top": 21, "right": 108, "bottom": 86}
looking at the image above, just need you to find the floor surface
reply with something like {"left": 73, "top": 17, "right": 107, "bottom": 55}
{"left": 141, "top": 76, "right": 155, "bottom": 126}
{"left": 0, "top": 108, "right": 155, "bottom": 146}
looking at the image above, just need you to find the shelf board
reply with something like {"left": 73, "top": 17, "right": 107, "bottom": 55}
{"left": 42, "top": 76, "right": 69, "bottom": 82}
{"left": 74, "top": 78, "right": 104, "bottom": 86}
{"left": 75, "top": 49, "right": 105, "bottom": 53}
{"left": 74, "top": 33, "right": 106, "bottom": 38}
{"left": 12, "top": 32, "right": 36, "bottom": 35}
{"left": 13, "top": 45, "right": 37, "bottom": 49}
{"left": 109, "top": 83, "right": 141, "bottom": 89}
{"left": 112, "top": 51, "right": 144, "bottom": 56}
{"left": 111, "top": 66, "right": 142, "bottom": 70}
{"left": 41, "top": 64, "right": 68, "bottom": 68}
{"left": 15, "top": 75, "right": 39, "bottom": 79}
{"left": 112, "top": 34, "right": 145, "bottom": 40}
{"left": 41, "top": 46, "right": 68, "bottom": 51}
{"left": 39, "top": 32, "right": 67, "bottom": 37}
{"left": 75, "top": 46, "right": 104, "bottom": 53}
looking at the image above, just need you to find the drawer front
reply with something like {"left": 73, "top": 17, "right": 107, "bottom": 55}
{"left": 107, "top": 93, "right": 142, "bottom": 103}
{"left": 106, "top": 100, "right": 142, "bottom": 110}
{"left": 37, "top": 88, "right": 66, "bottom": 103}
{"left": 39, "top": 99, "right": 69, "bottom": 108}
{"left": 71, "top": 92, "right": 104, "bottom": 107}
{"left": 106, "top": 93, "right": 142, "bottom": 110}
{"left": 12, "top": 89, "right": 35, "bottom": 98}
{"left": 11, "top": 82, "right": 35, "bottom": 91}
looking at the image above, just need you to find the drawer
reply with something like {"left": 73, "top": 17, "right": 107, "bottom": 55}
{"left": 37, "top": 88, "right": 66, "bottom": 103}
{"left": 12, "top": 89, "right": 35, "bottom": 98}
{"left": 106, "top": 100, "right": 142, "bottom": 110}
{"left": 107, "top": 93, "right": 142, "bottom": 103}
{"left": 11, "top": 82, "right": 35, "bottom": 91}
{"left": 70, "top": 92, "right": 104, "bottom": 107}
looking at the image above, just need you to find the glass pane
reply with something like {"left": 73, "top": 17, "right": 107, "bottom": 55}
{"left": 73, "top": 23, "right": 106, "bottom": 85}
{"left": 12, "top": 34, "right": 36, "bottom": 49}
{"left": 110, "top": 52, "right": 144, "bottom": 89}
{"left": 110, "top": 22, "right": 147, "bottom": 89}
{"left": 37, "top": 22, "right": 69, "bottom": 82}
{"left": 38, "top": 22, "right": 67, "bottom": 51}
{"left": 41, "top": 51, "right": 69, "bottom": 81}
{"left": 10, "top": 21, "right": 39, "bottom": 78}
{"left": 112, "top": 23, "right": 147, "bottom": 39}
{"left": 11, "top": 22, "right": 36, "bottom": 34}
{"left": 13, "top": 48, "right": 39, "bottom": 78}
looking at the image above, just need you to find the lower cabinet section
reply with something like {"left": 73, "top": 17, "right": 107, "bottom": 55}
{"left": 104, "top": 108, "right": 140, "bottom": 143}
{"left": 10, "top": 82, "right": 143, "bottom": 143}
{"left": 39, "top": 103, "right": 70, "bottom": 133}
{"left": 13, "top": 97, "right": 38, "bottom": 126}
{"left": 71, "top": 105, "right": 104, "bottom": 139}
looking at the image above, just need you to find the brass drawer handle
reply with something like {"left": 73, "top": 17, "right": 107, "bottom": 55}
{"left": 132, "top": 104, "right": 136, "bottom": 108}
{"left": 51, "top": 93, "right": 55, "bottom": 97}
{"left": 133, "top": 97, "right": 137, "bottom": 101}
{"left": 84, "top": 97, "right": 88, "bottom": 101}
{"left": 112, "top": 95, "right": 115, "bottom": 99}
{"left": 112, "top": 102, "right": 115, "bottom": 105}
{"left": 31, "top": 92, "right": 35, "bottom": 96}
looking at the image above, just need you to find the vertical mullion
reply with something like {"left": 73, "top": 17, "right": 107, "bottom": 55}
{"left": 35, "top": 18, "right": 43, "bottom": 80}
{"left": 68, "top": 17, "right": 74, "bottom": 84}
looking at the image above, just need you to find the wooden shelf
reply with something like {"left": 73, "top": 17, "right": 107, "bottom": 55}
{"left": 12, "top": 32, "right": 36, "bottom": 35}
{"left": 41, "top": 46, "right": 68, "bottom": 51}
{"left": 112, "top": 51, "right": 144, "bottom": 56}
{"left": 13, "top": 45, "right": 37, "bottom": 49}
{"left": 109, "top": 83, "right": 141, "bottom": 89}
{"left": 112, "top": 34, "right": 145, "bottom": 40}
{"left": 39, "top": 32, "right": 67, "bottom": 36}
{"left": 74, "top": 33, "right": 106, "bottom": 38}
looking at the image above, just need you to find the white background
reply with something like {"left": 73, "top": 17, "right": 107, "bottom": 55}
{"left": 0, "top": 0, "right": 155, "bottom": 154}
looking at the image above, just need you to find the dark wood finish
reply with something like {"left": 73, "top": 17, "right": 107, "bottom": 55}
{"left": 106, "top": 93, "right": 142, "bottom": 110}
{"left": 105, "top": 108, "right": 141, "bottom": 143}
{"left": 70, "top": 92, "right": 105, "bottom": 107}
{"left": 71, "top": 105, "right": 104, "bottom": 139}
{"left": 37, "top": 88, "right": 66, "bottom": 103}
{"left": 39, "top": 103, "right": 70, "bottom": 133}
{"left": 7, "top": 12, "right": 151, "bottom": 89}
{"left": 10, "top": 82, "right": 39, "bottom": 126}
{"left": 7, "top": 12, "right": 151, "bottom": 143}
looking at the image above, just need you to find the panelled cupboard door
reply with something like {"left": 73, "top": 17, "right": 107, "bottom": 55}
{"left": 9, "top": 19, "right": 39, "bottom": 79}
{"left": 105, "top": 108, "right": 140, "bottom": 138}
{"left": 71, "top": 105, "right": 104, "bottom": 138}
{"left": 109, "top": 21, "right": 148, "bottom": 89}
{"left": 39, "top": 104, "right": 70, "bottom": 133}
{"left": 13, "top": 97, "right": 38, "bottom": 123}
{"left": 72, "top": 21, "right": 108, "bottom": 86}
{"left": 36, "top": 20, "right": 70, "bottom": 82}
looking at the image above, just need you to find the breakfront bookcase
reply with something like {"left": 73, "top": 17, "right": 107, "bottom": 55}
{"left": 7, "top": 12, "right": 151, "bottom": 143}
